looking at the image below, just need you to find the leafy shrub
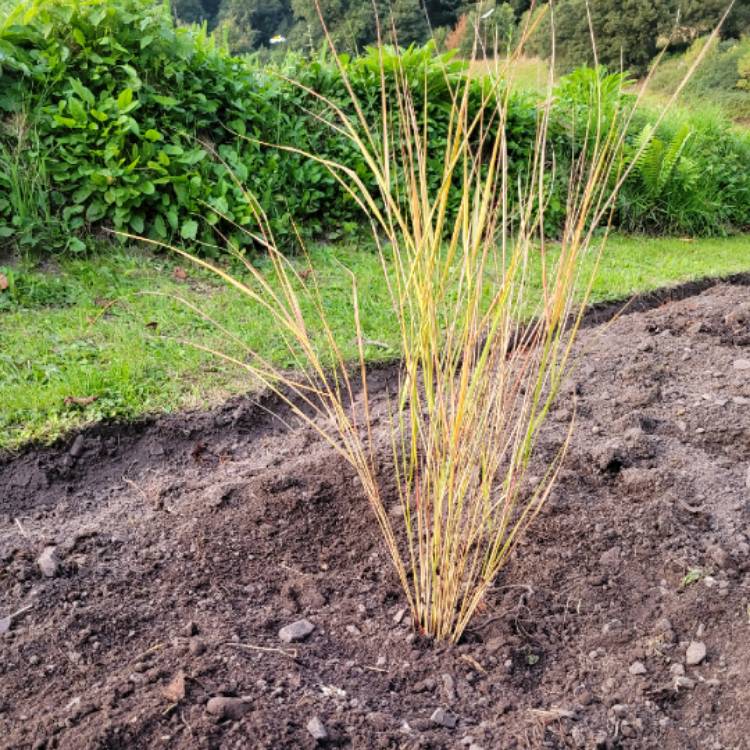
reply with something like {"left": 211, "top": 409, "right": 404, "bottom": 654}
{"left": 1, "top": 0, "right": 749, "bottom": 256}
{"left": 0, "top": 0, "right": 539, "bottom": 254}
{"left": 1, "top": 0, "right": 261, "bottom": 249}
{"left": 551, "top": 64, "right": 750, "bottom": 236}
{"left": 617, "top": 105, "right": 750, "bottom": 234}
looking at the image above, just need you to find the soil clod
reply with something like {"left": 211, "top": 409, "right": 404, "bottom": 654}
{"left": 36, "top": 546, "right": 60, "bottom": 578}
{"left": 206, "top": 696, "right": 251, "bottom": 720}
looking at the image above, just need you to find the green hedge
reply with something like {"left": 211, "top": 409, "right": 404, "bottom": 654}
{"left": 1, "top": 0, "right": 749, "bottom": 256}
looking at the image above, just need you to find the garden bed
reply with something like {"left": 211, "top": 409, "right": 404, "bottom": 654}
{"left": 1, "top": 281, "right": 749, "bottom": 749}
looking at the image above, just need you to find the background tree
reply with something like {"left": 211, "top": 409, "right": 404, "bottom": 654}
{"left": 458, "top": 1, "right": 516, "bottom": 59}
{"left": 667, "top": 0, "right": 750, "bottom": 46}
{"left": 216, "top": 0, "right": 292, "bottom": 51}
{"left": 390, "top": 0, "right": 431, "bottom": 45}
{"left": 526, "top": 0, "right": 670, "bottom": 76}
{"left": 423, "top": 0, "right": 464, "bottom": 28}
{"left": 172, "top": 0, "right": 211, "bottom": 24}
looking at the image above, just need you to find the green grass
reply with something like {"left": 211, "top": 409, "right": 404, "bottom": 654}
{"left": 1, "top": 233, "right": 750, "bottom": 451}
{"left": 470, "top": 56, "right": 550, "bottom": 92}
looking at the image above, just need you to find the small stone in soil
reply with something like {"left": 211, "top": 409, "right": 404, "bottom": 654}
{"left": 442, "top": 673, "right": 456, "bottom": 703}
{"left": 69, "top": 435, "right": 85, "bottom": 458}
{"left": 278, "top": 619, "right": 315, "bottom": 643}
{"left": 37, "top": 546, "right": 61, "bottom": 578}
{"left": 306, "top": 716, "right": 328, "bottom": 742}
{"left": 629, "top": 661, "right": 647, "bottom": 675}
{"left": 732, "top": 358, "right": 750, "bottom": 370}
{"left": 184, "top": 621, "right": 198, "bottom": 636}
{"left": 686, "top": 641, "right": 707, "bottom": 666}
{"left": 206, "top": 696, "right": 250, "bottom": 720}
{"left": 430, "top": 707, "right": 458, "bottom": 729}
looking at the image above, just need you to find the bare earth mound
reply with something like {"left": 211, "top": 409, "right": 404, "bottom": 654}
{"left": 1, "top": 282, "right": 749, "bottom": 750}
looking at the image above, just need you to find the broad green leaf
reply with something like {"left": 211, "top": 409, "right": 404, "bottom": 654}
{"left": 130, "top": 213, "right": 144, "bottom": 233}
{"left": 69, "top": 78, "right": 95, "bottom": 106}
{"left": 152, "top": 94, "right": 178, "bottom": 107}
{"left": 68, "top": 97, "right": 85, "bottom": 121}
{"left": 89, "top": 7, "right": 107, "bottom": 26}
{"left": 117, "top": 88, "right": 133, "bottom": 110}
{"left": 180, "top": 219, "right": 198, "bottom": 240}
{"left": 153, "top": 214, "right": 167, "bottom": 238}
{"left": 85, "top": 201, "right": 107, "bottom": 222}
{"left": 67, "top": 237, "right": 87, "bottom": 253}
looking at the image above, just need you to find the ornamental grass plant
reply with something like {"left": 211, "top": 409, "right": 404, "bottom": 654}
{"left": 127, "top": 3, "right": 730, "bottom": 642}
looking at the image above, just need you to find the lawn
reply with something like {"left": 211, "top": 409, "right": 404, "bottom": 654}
{"left": 1, "top": 233, "right": 749, "bottom": 451}
{"left": 470, "top": 55, "right": 550, "bottom": 91}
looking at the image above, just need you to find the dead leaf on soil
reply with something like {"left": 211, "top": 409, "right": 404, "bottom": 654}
{"left": 460, "top": 654, "right": 487, "bottom": 673}
{"left": 162, "top": 670, "right": 186, "bottom": 703}
{"left": 0, "top": 273, "right": 8, "bottom": 291}
{"left": 173, "top": 266, "right": 188, "bottom": 281}
{"left": 63, "top": 396, "right": 98, "bottom": 407}
{"left": 529, "top": 707, "right": 576, "bottom": 725}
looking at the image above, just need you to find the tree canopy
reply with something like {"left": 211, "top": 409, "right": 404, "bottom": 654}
{"left": 170, "top": 0, "right": 750, "bottom": 73}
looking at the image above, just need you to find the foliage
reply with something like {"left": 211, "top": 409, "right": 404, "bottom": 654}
{"left": 214, "top": 0, "right": 293, "bottom": 53}
{"left": 668, "top": 0, "right": 750, "bottom": 47}
{"left": 0, "top": 0, "right": 542, "bottom": 254}
{"left": 174, "top": 0, "right": 462, "bottom": 53}
{"left": 0, "top": 119, "right": 81, "bottom": 252}
{"left": 618, "top": 105, "right": 750, "bottom": 234}
{"left": 0, "top": 0, "right": 265, "bottom": 250}
{"left": 526, "top": 0, "right": 668, "bottom": 76}
{"left": 457, "top": 1, "right": 516, "bottom": 59}
{"left": 650, "top": 36, "right": 750, "bottom": 122}
{"left": 550, "top": 60, "right": 750, "bottom": 237}
{"left": 526, "top": 0, "right": 750, "bottom": 77}
{"left": 2, "top": 0, "right": 750, "bottom": 257}
{"left": 554, "top": 66, "right": 636, "bottom": 143}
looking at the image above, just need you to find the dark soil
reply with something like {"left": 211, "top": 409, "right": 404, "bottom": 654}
{"left": 2, "top": 282, "right": 750, "bottom": 750}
